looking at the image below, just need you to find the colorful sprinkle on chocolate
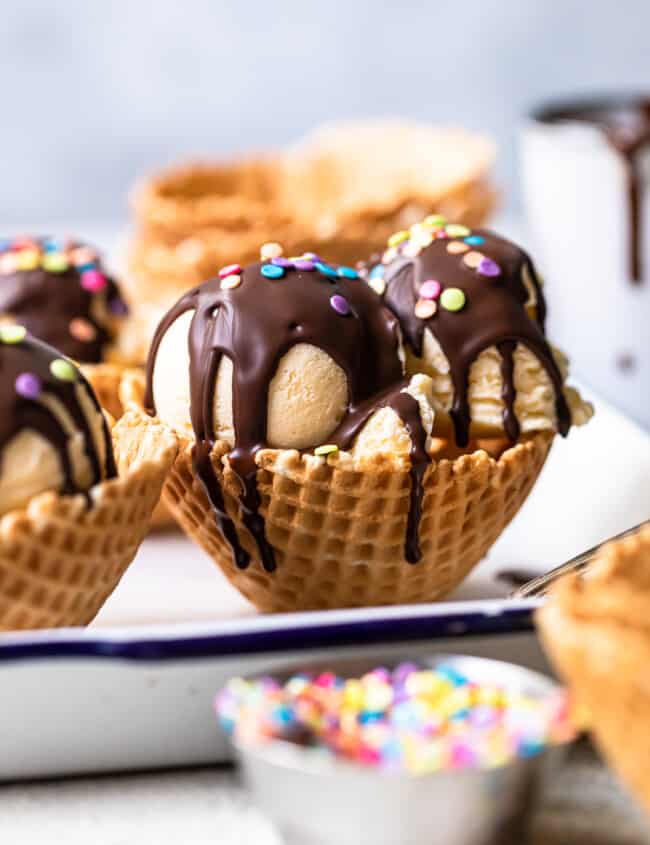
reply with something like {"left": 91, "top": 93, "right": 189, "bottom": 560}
{"left": 477, "top": 258, "right": 501, "bottom": 278}
{"left": 0, "top": 325, "right": 27, "bottom": 344}
{"left": 314, "top": 444, "right": 339, "bottom": 456}
{"left": 424, "top": 214, "right": 446, "bottom": 227}
{"left": 337, "top": 266, "right": 359, "bottom": 280}
{"left": 294, "top": 259, "right": 315, "bottom": 271}
{"left": 261, "top": 264, "right": 285, "bottom": 280}
{"left": 447, "top": 241, "right": 469, "bottom": 255}
{"left": 260, "top": 242, "right": 283, "bottom": 260}
{"left": 218, "top": 263, "right": 242, "bottom": 279}
{"left": 69, "top": 317, "right": 97, "bottom": 342}
{"left": 388, "top": 230, "right": 410, "bottom": 248}
{"left": 220, "top": 273, "right": 242, "bottom": 290}
{"left": 463, "top": 251, "right": 484, "bottom": 269}
{"left": 330, "top": 294, "right": 351, "bottom": 316}
{"left": 80, "top": 269, "right": 107, "bottom": 292}
{"left": 465, "top": 235, "right": 485, "bottom": 246}
{"left": 41, "top": 253, "right": 69, "bottom": 273}
{"left": 15, "top": 372, "right": 41, "bottom": 399}
{"left": 440, "top": 288, "right": 466, "bottom": 312}
{"left": 445, "top": 224, "right": 470, "bottom": 238}
{"left": 315, "top": 261, "right": 338, "bottom": 280}
{"left": 419, "top": 279, "right": 442, "bottom": 300}
{"left": 50, "top": 358, "right": 77, "bottom": 382}
{"left": 414, "top": 298, "right": 437, "bottom": 319}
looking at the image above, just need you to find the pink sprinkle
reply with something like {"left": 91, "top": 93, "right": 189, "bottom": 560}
{"left": 80, "top": 270, "right": 106, "bottom": 292}
{"left": 219, "top": 263, "right": 241, "bottom": 278}
{"left": 419, "top": 280, "right": 441, "bottom": 300}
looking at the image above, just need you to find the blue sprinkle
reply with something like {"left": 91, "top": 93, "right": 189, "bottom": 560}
{"left": 77, "top": 262, "right": 97, "bottom": 273}
{"left": 464, "top": 235, "right": 485, "bottom": 246}
{"left": 337, "top": 266, "right": 359, "bottom": 280}
{"left": 43, "top": 238, "right": 63, "bottom": 253}
{"left": 369, "top": 264, "right": 385, "bottom": 280}
{"left": 436, "top": 665, "right": 468, "bottom": 687}
{"left": 449, "top": 708, "right": 471, "bottom": 721}
{"left": 315, "top": 261, "right": 338, "bottom": 279}
{"left": 359, "top": 711, "right": 382, "bottom": 724}
{"left": 518, "top": 740, "right": 545, "bottom": 758}
{"left": 261, "top": 263, "right": 285, "bottom": 279}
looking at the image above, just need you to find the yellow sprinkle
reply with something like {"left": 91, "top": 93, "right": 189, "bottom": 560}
{"left": 220, "top": 273, "right": 242, "bottom": 290}
{"left": 0, "top": 324, "right": 27, "bottom": 344}
{"left": 447, "top": 241, "right": 469, "bottom": 255}
{"left": 50, "top": 358, "right": 77, "bottom": 382}
{"left": 414, "top": 298, "right": 437, "bottom": 319}
{"left": 314, "top": 444, "right": 338, "bottom": 457}
{"left": 445, "top": 223, "right": 470, "bottom": 237}
{"left": 424, "top": 214, "right": 446, "bottom": 228}
{"left": 42, "top": 252, "right": 69, "bottom": 273}
{"left": 16, "top": 249, "right": 40, "bottom": 271}
{"left": 387, "top": 230, "right": 410, "bottom": 248}
{"left": 463, "top": 250, "right": 484, "bottom": 269}
{"left": 260, "top": 242, "right": 283, "bottom": 260}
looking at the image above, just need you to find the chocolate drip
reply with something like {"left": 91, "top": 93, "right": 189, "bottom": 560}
{"left": 0, "top": 239, "right": 126, "bottom": 362}
{"left": 0, "top": 335, "right": 115, "bottom": 500}
{"left": 145, "top": 261, "right": 425, "bottom": 568}
{"left": 536, "top": 97, "right": 650, "bottom": 282}
{"left": 498, "top": 340, "right": 520, "bottom": 443}
{"left": 381, "top": 229, "right": 571, "bottom": 448}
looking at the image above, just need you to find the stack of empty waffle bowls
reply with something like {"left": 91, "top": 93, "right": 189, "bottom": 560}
{"left": 125, "top": 120, "right": 592, "bottom": 613}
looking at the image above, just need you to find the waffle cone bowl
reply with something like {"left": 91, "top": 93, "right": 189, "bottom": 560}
{"left": 127, "top": 121, "right": 496, "bottom": 307}
{"left": 537, "top": 524, "right": 650, "bottom": 814}
{"left": 81, "top": 362, "right": 176, "bottom": 531}
{"left": 0, "top": 409, "right": 177, "bottom": 631}
{"left": 159, "top": 423, "right": 551, "bottom": 612}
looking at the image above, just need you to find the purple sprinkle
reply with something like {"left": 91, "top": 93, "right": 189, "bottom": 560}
{"left": 330, "top": 294, "right": 350, "bottom": 316}
{"left": 271, "top": 257, "right": 293, "bottom": 268}
{"left": 109, "top": 297, "right": 129, "bottom": 316}
{"left": 293, "top": 259, "right": 315, "bottom": 271}
{"left": 302, "top": 252, "right": 320, "bottom": 261}
{"left": 15, "top": 372, "right": 42, "bottom": 399}
{"left": 477, "top": 258, "right": 501, "bottom": 277}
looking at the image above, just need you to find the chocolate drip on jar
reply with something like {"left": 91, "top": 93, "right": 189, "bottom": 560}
{"left": 0, "top": 333, "right": 116, "bottom": 499}
{"left": 535, "top": 97, "right": 650, "bottom": 283}
{"left": 378, "top": 228, "right": 571, "bottom": 448}
{"left": 145, "top": 257, "right": 430, "bottom": 569}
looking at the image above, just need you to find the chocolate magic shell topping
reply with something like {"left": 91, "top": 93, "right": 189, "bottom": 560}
{"left": 367, "top": 216, "right": 571, "bottom": 447}
{"left": 0, "top": 327, "right": 116, "bottom": 497}
{"left": 145, "top": 248, "right": 431, "bottom": 571}
{"left": 535, "top": 96, "right": 650, "bottom": 282}
{"left": 0, "top": 236, "right": 128, "bottom": 363}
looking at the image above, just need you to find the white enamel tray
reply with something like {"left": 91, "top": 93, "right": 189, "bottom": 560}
{"left": 0, "top": 387, "right": 647, "bottom": 781}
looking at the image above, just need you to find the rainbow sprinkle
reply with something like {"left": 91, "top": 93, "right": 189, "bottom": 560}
{"left": 216, "top": 663, "right": 576, "bottom": 775}
{"left": 369, "top": 216, "right": 504, "bottom": 321}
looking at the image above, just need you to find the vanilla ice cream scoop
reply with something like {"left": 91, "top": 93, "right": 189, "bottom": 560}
{"left": 0, "top": 327, "right": 116, "bottom": 516}
{"left": 368, "top": 218, "right": 593, "bottom": 444}
{"left": 0, "top": 236, "right": 128, "bottom": 364}
{"left": 146, "top": 247, "right": 437, "bottom": 570}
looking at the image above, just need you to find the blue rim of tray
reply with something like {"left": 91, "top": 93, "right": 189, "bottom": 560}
{"left": 0, "top": 599, "right": 541, "bottom": 663}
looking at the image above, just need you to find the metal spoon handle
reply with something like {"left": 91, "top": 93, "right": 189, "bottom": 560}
{"left": 512, "top": 520, "right": 650, "bottom": 599}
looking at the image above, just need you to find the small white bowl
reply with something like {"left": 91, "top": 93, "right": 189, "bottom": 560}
{"left": 226, "top": 654, "right": 569, "bottom": 845}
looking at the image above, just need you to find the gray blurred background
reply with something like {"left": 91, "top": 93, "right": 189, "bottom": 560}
{"left": 1, "top": 0, "right": 648, "bottom": 222}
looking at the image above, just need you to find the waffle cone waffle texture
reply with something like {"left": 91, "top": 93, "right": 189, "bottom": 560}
{"left": 161, "top": 424, "right": 551, "bottom": 612}
{"left": 0, "top": 408, "right": 177, "bottom": 630}
{"left": 127, "top": 122, "right": 496, "bottom": 306}
{"left": 537, "top": 524, "right": 650, "bottom": 814}
{"left": 81, "top": 363, "right": 176, "bottom": 531}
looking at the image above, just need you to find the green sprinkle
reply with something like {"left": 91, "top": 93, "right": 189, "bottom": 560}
{"left": 440, "top": 288, "right": 466, "bottom": 312}
{"left": 314, "top": 444, "right": 339, "bottom": 457}
{"left": 50, "top": 358, "right": 77, "bottom": 382}
{"left": 445, "top": 223, "right": 470, "bottom": 237}
{"left": 0, "top": 324, "right": 27, "bottom": 344}
{"left": 42, "top": 253, "right": 69, "bottom": 273}
{"left": 424, "top": 214, "right": 446, "bottom": 227}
